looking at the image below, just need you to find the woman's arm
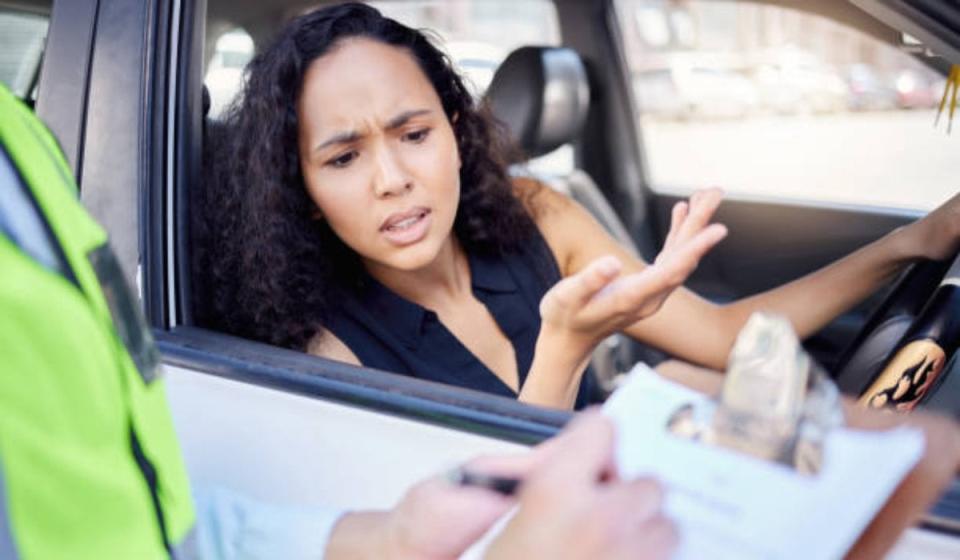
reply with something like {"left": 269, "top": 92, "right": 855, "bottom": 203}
{"left": 630, "top": 191, "right": 960, "bottom": 369}
{"left": 518, "top": 259, "right": 626, "bottom": 408}
{"left": 632, "top": 223, "right": 912, "bottom": 369}
{"left": 518, "top": 183, "right": 727, "bottom": 408}
{"left": 528, "top": 183, "right": 960, "bottom": 372}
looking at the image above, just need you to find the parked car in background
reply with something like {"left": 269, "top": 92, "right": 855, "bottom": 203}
{"left": 633, "top": 58, "right": 759, "bottom": 120}
{"left": 632, "top": 66, "right": 687, "bottom": 119}
{"left": 673, "top": 60, "right": 759, "bottom": 119}
{"left": 846, "top": 62, "right": 898, "bottom": 111}
{"left": 753, "top": 52, "right": 849, "bottom": 115}
{"left": 203, "top": 29, "right": 253, "bottom": 119}
{"left": 894, "top": 67, "right": 942, "bottom": 109}
{"left": 444, "top": 40, "right": 506, "bottom": 96}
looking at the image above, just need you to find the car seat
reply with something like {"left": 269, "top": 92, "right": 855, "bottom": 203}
{"left": 483, "top": 46, "right": 667, "bottom": 392}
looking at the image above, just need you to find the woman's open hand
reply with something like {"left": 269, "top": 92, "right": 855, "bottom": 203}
{"left": 539, "top": 188, "right": 728, "bottom": 354}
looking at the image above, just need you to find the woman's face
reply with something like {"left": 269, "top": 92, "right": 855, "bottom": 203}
{"left": 297, "top": 38, "right": 461, "bottom": 275}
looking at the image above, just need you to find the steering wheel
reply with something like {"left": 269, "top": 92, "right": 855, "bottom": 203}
{"left": 832, "top": 250, "right": 960, "bottom": 408}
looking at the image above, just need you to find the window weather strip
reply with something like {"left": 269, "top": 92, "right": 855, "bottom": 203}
{"left": 165, "top": 0, "right": 182, "bottom": 327}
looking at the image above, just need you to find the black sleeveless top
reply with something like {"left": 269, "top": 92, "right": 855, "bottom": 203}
{"left": 325, "top": 232, "right": 598, "bottom": 410}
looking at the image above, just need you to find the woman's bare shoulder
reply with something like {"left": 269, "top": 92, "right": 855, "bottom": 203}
{"left": 510, "top": 175, "right": 576, "bottom": 224}
{"left": 306, "top": 330, "right": 362, "bottom": 365}
{"left": 511, "top": 175, "right": 623, "bottom": 275}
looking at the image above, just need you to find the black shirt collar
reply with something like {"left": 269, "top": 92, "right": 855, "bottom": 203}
{"left": 468, "top": 250, "right": 518, "bottom": 293}
{"left": 356, "top": 249, "right": 520, "bottom": 349}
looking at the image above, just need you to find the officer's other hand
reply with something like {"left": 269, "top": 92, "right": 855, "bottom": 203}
{"left": 486, "top": 410, "right": 678, "bottom": 560}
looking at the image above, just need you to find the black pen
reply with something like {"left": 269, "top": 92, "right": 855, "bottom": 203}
{"left": 448, "top": 467, "right": 523, "bottom": 496}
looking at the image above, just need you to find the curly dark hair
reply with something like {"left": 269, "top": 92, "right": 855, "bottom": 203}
{"left": 199, "top": 2, "right": 539, "bottom": 350}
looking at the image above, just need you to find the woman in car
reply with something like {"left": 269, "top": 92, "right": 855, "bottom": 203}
{"left": 204, "top": 2, "right": 960, "bottom": 410}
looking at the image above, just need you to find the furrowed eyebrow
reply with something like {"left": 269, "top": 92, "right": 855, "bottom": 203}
{"left": 312, "top": 109, "right": 433, "bottom": 154}
{"left": 314, "top": 130, "right": 362, "bottom": 153}
{"left": 385, "top": 109, "right": 432, "bottom": 130}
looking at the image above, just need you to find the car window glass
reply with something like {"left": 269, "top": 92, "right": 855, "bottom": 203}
{"left": 204, "top": 29, "right": 254, "bottom": 120}
{"left": 370, "top": 0, "right": 559, "bottom": 95}
{"left": 370, "top": 0, "right": 572, "bottom": 174}
{"left": 616, "top": 0, "right": 957, "bottom": 211}
{"left": 204, "top": 1, "right": 571, "bottom": 174}
{"left": 0, "top": 7, "right": 50, "bottom": 103}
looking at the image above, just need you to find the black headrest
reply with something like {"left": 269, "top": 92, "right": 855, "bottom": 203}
{"left": 202, "top": 84, "right": 211, "bottom": 118}
{"left": 484, "top": 46, "right": 590, "bottom": 161}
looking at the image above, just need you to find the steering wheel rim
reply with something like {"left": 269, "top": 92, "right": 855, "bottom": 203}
{"left": 832, "top": 252, "right": 960, "bottom": 399}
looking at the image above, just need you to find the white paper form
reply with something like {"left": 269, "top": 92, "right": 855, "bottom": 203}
{"left": 604, "top": 365, "right": 925, "bottom": 560}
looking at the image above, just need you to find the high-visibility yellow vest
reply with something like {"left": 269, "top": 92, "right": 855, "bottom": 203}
{"left": 0, "top": 84, "right": 196, "bottom": 559}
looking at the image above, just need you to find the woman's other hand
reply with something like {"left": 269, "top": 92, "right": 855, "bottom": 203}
{"left": 487, "top": 410, "right": 678, "bottom": 560}
{"left": 539, "top": 188, "right": 728, "bottom": 356}
{"left": 894, "top": 190, "right": 960, "bottom": 261}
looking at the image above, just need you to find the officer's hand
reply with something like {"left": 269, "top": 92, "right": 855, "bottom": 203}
{"left": 486, "top": 410, "right": 678, "bottom": 560}
{"left": 376, "top": 452, "right": 535, "bottom": 560}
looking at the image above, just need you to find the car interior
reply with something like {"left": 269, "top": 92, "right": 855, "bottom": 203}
{"left": 482, "top": 44, "right": 668, "bottom": 385}
{"left": 186, "top": 0, "right": 960, "bottom": 414}
{"left": 192, "top": 0, "right": 650, "bottom": 399}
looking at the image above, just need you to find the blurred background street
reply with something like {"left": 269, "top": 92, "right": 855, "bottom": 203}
{"left": 642, "top": 109, "right": 958, "bottom": 211}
